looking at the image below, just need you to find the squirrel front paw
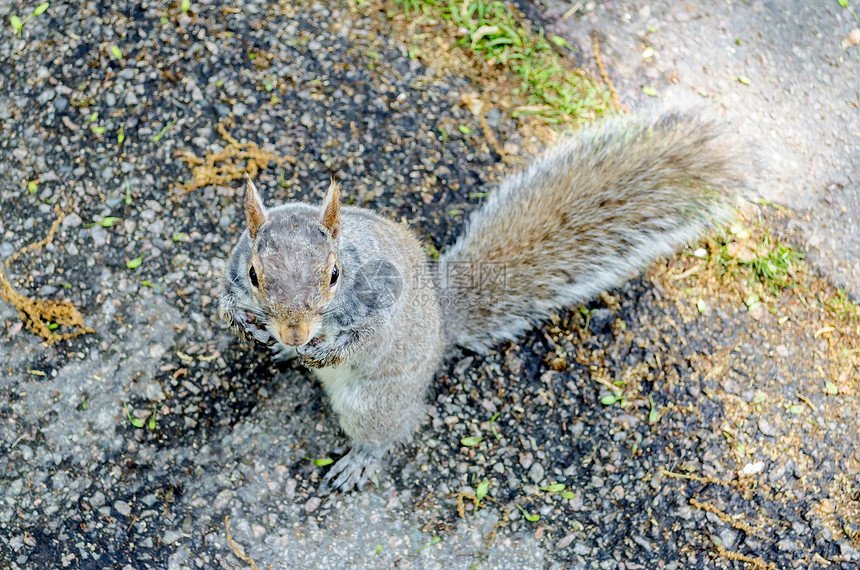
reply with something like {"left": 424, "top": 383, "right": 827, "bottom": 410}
{"left": 224, "top": 309, "right": 276, "bottom": 346}
{"left": 296, "top": 336, "right": 346, "bottom": 368}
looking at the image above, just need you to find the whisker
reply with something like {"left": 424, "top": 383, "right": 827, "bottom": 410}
{"left": 236, "top": 305, "right": 269, "bottom": 320}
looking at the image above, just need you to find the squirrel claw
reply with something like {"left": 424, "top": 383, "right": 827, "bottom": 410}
{"left": 297, "top": 337, "right": 346, "bottom": 368}
{"left": 226, "top": 310, "right": 275, "bottom": 346}
{"left": 321, "top": 445, "right": 384, "bottom": 492}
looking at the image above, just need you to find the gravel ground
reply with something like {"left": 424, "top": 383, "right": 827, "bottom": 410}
{"left": 535, "top": 0, "right": 860, "bottom": 298}
{"left": 1, "top": 1, "right": 858, "bottom": 569}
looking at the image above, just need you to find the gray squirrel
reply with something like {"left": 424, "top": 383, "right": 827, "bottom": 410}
{"left": 219, "top": 111, "right": 745, "bottom": 491}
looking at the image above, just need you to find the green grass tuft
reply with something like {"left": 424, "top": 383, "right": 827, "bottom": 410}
{"left": 394, "top": 0, "right": 613, "bottom": 125}
{"left": 717, "top": 231, "right": 804, "bottom": 295}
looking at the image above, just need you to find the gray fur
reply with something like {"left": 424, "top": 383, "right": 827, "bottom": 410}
{"left": 219, "top": 112, "right": 744, "bottom": 490}
{"left": 439, "top": 111, "right": 745, "bottom": 352}
{"left": 219, "top": 232, "right": 276, "bottom": 345}
{"left": 221, "top": 199, "right": 443, "bottom": 490}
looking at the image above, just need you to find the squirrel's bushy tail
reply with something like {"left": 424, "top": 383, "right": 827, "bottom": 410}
{"left": 439, "top": 111, "right": 746, "bottom": 352}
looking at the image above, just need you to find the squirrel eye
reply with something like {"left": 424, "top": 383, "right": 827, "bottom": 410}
{"left": 248, "top": 266, "right": 259, "bottom": 288}
{"left": 330, "top": 264, "right": 339, "bottom": 287}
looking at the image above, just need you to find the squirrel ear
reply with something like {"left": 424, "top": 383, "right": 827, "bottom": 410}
{"left": 245, "top": 178, "right": 267, "bottom": 239}
{"left": 321, "top": 179, "right": 341, "bottom": 240}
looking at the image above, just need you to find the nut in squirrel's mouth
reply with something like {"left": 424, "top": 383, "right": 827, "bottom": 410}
{"left": 273, "top": 320, "right": 318, "bottom": 347}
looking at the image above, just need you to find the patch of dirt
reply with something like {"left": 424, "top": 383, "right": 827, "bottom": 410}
{"left": 171, "top": 120, "right": 296, "bottom": 200}
{"left": 0, "top": 209, "right": 93, "bottom": 345}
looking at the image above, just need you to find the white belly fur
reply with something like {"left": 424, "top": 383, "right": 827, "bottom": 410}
{"left": 313, "top": 363, "right": 353, "bottom": 394}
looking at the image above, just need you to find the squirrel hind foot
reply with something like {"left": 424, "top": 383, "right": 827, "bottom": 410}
{"left": 320, "top": 444, "right": 387, "bottom": 493}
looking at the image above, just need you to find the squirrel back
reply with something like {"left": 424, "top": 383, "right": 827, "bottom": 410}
{"left": 439, "top": 111, "right": 746, "bottom": 352}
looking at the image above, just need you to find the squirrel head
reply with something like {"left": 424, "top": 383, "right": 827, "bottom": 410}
{"left": 243, "top": 178, "right": 342, "bottom": 347}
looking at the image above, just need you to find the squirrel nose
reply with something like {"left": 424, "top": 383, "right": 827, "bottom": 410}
{"left": 277, "top": 322, "right": 311, "bottom": 346}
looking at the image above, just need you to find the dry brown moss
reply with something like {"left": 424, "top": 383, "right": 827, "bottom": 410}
{"left": 171, "top": 121, "right": 295, "bottom": 200}
{"left": 224, "top": 515, "right": 259, "bottom": 570}
{"left": 652, "top": 207, "right": 859, "bottom": 393}
{"left": 714, "top": 543, "right": 777, "bottom": 570}
{"left": 654, "top": 207, "right": 860, "bottom": 550}
{"left": 0, "top": 209, "right": 94, "bottom": 345}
